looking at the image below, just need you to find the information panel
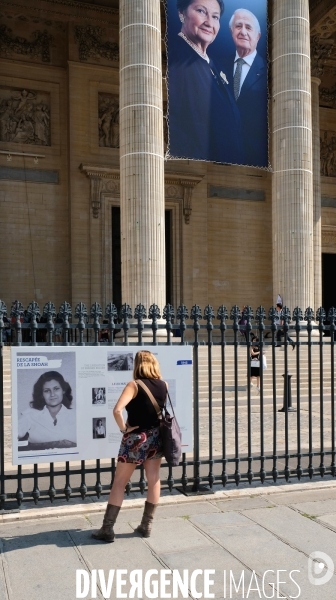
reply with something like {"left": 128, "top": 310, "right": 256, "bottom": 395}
{"left": 11, "top": 346, "right": 193, "bottom": 465}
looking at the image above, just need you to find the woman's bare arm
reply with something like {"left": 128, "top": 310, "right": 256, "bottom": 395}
{"left": 113, "top": 381, "right": 139, "bottom": 433}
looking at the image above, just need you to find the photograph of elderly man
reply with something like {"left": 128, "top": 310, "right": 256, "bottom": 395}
{"left": 167, "top": 0, "right": 245, "bottom": 165}
{"left": 221, "top": 7, "right": 268, "bottom": 167}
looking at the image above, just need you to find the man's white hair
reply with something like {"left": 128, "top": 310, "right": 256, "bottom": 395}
{"left": 229, "top": 9, "right": 261, "bottom": 34}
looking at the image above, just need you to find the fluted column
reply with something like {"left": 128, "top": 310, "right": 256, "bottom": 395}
{"left": 272, "top": 0, "right": 314, "bottom": 310}
{"left": 119, "top": 0, "right": 165, "bottom": 310}
{"left": 310, "top": 36, "right": 334, "bottom": 311}
{"left": 311, "top": 76, "right": 322, "bottom": 311}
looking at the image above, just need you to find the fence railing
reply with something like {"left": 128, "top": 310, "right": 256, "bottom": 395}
{"left": 0, "top": 299, "right": 335, "bottom": 510}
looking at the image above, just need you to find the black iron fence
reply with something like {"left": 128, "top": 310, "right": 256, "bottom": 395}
{"left": 0, "top": 299, "right": 335, "bottom": 510}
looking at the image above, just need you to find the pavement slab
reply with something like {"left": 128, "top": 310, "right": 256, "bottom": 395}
{"left": 267, "top": 487, "right": 336, "bottom": 506}
{"left": 316, "top": 513, "right": 336, "bottom": 531}
{"left": 243, "top": 505, "right": 336, "bottom": 564}
{"left": 0, "top": 518, "right": 88, "bottom": 600}
{"left": 159, "top": 545, "right": 269, "bottom": 599}
{"left": 289, "top": 498, "right": 336, "bottom": 516}
{"left": 130, "top": 516, "right": 214, "bottom": 554}
{"left": 213, "top": 496, "right": 275, "bottom": 512}
{"left": 1, "top": 484, "right": 336, "bottom": 599}
{"left": 189, "top": 511, "right": 335, "bottom": 599}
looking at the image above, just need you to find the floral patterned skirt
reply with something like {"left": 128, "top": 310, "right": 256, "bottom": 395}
{"left": 117, "top": 427, "right": 163, "bottom": 464}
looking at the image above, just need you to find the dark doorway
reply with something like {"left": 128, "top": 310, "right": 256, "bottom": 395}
{"left": 322, "top": 253, "right": 336, "bottom": 336}
{"left": 111, "top": 207, "right": 172, "bottom": 309}
{"left": 322, "top": 254, "right": 336, "bottom": 313}
{"left": 111, "top": 207, "right": 122, "bottom": 309}
{"left": 165, "top": 209, "right": 172, "bottom": 306}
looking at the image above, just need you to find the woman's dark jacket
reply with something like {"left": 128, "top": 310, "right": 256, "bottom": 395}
{"left": 167, "top": 34, "right": 244, "bottom": 165}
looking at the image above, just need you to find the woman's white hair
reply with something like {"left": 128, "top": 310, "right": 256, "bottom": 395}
{"left": 229, "top": 9, "right": 261, "bottom": 34}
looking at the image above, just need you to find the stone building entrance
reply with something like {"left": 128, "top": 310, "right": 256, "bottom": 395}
{"left": 111, "top": 206, "right": 173, "bottom": 310}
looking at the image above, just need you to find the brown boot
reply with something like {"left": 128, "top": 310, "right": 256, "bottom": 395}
{"left": 92, "top": 504, "right": 120, "bottom": 542}
{"left": 136, "top": 501, "right": 157, "bottom": 538}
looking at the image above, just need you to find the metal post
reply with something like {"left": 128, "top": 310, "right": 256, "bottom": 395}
{"left": 279, "top": 374, "right": 295, "bottom": 412}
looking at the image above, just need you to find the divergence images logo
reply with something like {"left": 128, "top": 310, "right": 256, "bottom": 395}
{"left": 308, "top": 551, "right": 334, "bottom": 586}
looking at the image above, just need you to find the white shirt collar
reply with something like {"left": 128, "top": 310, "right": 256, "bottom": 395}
{"left": 234, "top": 49, "right": 257, "bottom": 67}
{"left": 43, "top": 404, "right": 64, "bottom": 418}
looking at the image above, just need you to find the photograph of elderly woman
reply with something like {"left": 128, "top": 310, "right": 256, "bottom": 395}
{"left": 166, "top": 0, "right": 268, "bottom": 167}
{"left": 17, "top": 352, "right": 76, "bottom": 452}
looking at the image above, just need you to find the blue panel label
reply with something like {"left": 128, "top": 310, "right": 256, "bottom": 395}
{"left": 177, "top": 360, "right": 192, "bottom": 365}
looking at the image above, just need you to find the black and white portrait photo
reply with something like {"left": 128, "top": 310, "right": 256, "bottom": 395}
{"left": 16, "top": 352, "right": 77, "bottom": 452}
{"left": 92, "top": 387, "right": 106, "bottom": 405}
{"left": 107, "top": 352, "right": 133, "bottom": 372}
{"left": 93, "top": 417, "right": 106, "bottom": 439}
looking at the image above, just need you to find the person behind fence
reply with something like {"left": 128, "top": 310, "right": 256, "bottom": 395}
{"left": 239, "top": 305, "right": 248, "bottom": 342}
{"left": 92, "top": 350, "right": 168, "bottom": 543}
{"left": 250, "top": 335, "right": 260, "bottom": 391}
{"left": 18, "top": 371, "right": 76, "bottom": 449}
{"left": 275, "top": 303, "right": 295, "bottom": 350}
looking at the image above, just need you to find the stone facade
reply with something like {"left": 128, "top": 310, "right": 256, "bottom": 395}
{"left": 0, "top": 0, "right": 335, "bottom": 314}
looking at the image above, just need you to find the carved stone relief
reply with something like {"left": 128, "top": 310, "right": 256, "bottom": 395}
{"left": 320, "top": 130, "right": 336, "bottom": 177}
{"left": 320, "top": 84, "right": 336, "bottom": 108}
{"left": 98, "top": 93, "right": 119, "bottom": 148}
{"left": 310, "top": 36, "right": 334, "bottom": 78}
{"left": 74, "top": 26, "right": 118, "bottom": 62}
{"left": 322, "top": 227, "right": 336, "bottom": 248}
{"left": 311, "top": 6, "right": 336, "bottom": 38}
{"left": 0, "top": 13, "right": 66, "bottom": 31}
{"left": 0, "top": 24, "right": 52, "bottom": 62}
{"left": 0, "top": 87, "right": 50, "bottom": 146}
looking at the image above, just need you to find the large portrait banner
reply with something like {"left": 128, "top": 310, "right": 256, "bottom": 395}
{"left": 166, "top": 0, "right": 268, "bottom": 168}
{"left": 11, "top": 346, "right": 193, "bottom": 465}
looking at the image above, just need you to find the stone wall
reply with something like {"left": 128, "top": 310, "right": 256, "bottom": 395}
{"left": 0, "top": 0, "right": 335, "bottom": 314}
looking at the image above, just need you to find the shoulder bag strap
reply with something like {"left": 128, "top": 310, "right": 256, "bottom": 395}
{"left": 136, "top": 379, "right": 162, "bottom": 419}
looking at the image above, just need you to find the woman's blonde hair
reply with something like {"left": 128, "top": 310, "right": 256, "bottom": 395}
{"left": 133, "top": 351, "right": 161, "bottom": 379}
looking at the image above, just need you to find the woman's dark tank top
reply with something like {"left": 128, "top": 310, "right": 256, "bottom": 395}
{"left": 126, "top": 378, "right": 167, "bottom": 432}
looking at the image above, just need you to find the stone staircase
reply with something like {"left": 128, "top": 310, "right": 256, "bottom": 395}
{"left": 198, "top": 344, "right": 335, "bottom": 404}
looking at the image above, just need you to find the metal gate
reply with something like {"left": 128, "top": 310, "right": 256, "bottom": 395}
{"left": 1, "top": 300, "right": 335, "bottom": 509}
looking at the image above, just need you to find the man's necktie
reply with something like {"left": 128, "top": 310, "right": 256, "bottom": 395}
{"left": 233, "top": 58, "right": 245, "bottom": 100}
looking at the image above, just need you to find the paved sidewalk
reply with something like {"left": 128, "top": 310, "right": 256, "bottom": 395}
{"left": 1, "top": 478, "right": 336, "bottom": 599}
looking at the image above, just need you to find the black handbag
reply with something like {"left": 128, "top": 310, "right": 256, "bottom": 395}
{"left": 136, "top": 380, "right": 182, "bottom": 466}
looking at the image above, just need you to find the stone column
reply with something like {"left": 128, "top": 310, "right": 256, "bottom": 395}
{"left": 310, "top": 36, "right": 334, "bottom": 311}
{"left": 119, "top": 0, "right": 165, "bottom": 311}
{"left": 311, "top": 76, "right": 322, "bottom": 311}
{"left": 272, "top": 0, "right": 314, "bottom": 310}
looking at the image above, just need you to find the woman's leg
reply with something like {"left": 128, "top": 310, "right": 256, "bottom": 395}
{"left": 108, "top": 462, "right": 137, "bottom": 506}
{"left": 136, "top": 457, "right": 162, "bottom": 537}
{"left": 92, "top": 462, "right": 136, "bottom": 542}
{"left": 144, "top": 457, "right": 162, "bottom": 504}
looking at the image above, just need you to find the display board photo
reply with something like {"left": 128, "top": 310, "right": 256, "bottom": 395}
{"left": 11, "top": 346, "right": 193, "bottom": 466}
{"left": 166, "top": 0, "right": 268, "bottom": 168}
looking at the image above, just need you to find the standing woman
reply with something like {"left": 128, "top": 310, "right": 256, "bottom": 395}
{"left": 250, "top": 336, "right": 261, "bottom": 391}
{"left": 92, "top": 351, "right": 167, "bottom": 542}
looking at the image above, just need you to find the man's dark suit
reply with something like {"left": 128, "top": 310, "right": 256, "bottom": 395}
{"left": 221, "top": 52, "right": 268, "bottom": 168}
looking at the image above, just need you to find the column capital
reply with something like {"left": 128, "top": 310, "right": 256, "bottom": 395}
{"left": 311, "top": 76, "right": 321, "bottom": 86}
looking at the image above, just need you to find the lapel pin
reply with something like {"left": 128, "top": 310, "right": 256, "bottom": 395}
{"left": 220, "top": 71, "right": 229, "bottom": 85}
